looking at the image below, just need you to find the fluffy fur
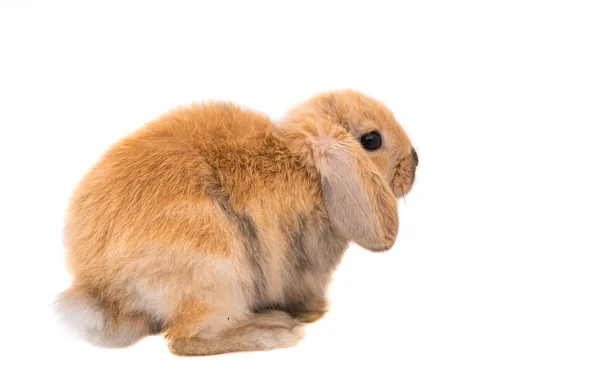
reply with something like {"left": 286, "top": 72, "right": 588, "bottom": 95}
{"left": 55, "top": 90, "right": 418, "bottom": 356}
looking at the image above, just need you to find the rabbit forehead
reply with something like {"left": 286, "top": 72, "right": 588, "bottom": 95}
{"left": 309, "top": 90, "right": 413, "bottom": 155}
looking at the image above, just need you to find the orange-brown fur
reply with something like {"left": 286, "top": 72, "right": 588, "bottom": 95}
{"left": 55, "top": 90, "right": 417, "bottom": 355}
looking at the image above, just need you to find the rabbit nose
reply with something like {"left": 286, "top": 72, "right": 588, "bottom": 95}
{"left": 411, "top": 148, "right": 419, "bottom": 166}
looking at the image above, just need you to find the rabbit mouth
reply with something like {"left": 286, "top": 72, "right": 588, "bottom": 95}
{"left": 391, "top": 174, "right": 414, "bottom": 198}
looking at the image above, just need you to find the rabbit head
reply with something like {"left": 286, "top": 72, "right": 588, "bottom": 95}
{"left": 280, "top": 90, "right": 418, "bottom": 198}
{"left": 277, "top": 90, "right": 418, "bottom": 251}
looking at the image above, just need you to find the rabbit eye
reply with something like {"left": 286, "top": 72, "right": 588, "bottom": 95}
{"left": 360, "top": 131, "right": 382, "bottom": 151}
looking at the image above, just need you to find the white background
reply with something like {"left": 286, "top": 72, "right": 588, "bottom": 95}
{"left": 1, "top": 1, "right": 599, "bottom": 387}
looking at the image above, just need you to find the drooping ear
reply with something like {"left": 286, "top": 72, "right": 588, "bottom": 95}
{"left": 316, "top": 128, "right": 398, "bottom": 251}
{"left": 278, "top": 119, "right": 399, "bottom": 251}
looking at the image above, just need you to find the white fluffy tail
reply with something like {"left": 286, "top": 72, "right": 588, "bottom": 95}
{"left": 54, "top": 286, "right": 151, "bottom": 348}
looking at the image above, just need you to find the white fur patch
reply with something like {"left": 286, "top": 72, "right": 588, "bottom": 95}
{"left": 54, "top": 291, "right": 107, "bottom": 347}
{"left": 130, "top": 282, "right": 175, "bottom": 323}
{"left": 54, "top": 290, "right": 145, "bottom": 348}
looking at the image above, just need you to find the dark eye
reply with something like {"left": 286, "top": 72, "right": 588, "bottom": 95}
{"left": 360, "top": 131, "right": 382, "bottom": 151}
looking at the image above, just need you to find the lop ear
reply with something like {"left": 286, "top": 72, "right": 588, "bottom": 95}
{"left": 277, "top": 120, "right": 398, "bottom": 251}
{"left": 317, "top": 128, "right": 398, "bottom": 251}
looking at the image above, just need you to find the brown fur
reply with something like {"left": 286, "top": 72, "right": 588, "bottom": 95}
{"left": 55, "top": 90, "right": 417, "bottom": 355}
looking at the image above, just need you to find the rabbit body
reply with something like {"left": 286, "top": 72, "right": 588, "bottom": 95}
{"left": 56, "top": 91, "right": 417, "bottom": 355}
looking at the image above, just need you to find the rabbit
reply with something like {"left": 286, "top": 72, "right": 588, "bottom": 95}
{"left": 54, "top": 90, "right": 418, "bottom": 356}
